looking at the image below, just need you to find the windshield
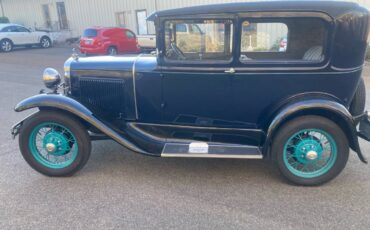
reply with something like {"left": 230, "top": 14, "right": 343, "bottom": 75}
{"left": 83, "top": 29, "right": 97, "bottom": 38}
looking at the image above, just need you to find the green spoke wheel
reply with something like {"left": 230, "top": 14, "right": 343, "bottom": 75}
{"left": 273, "top": 116, "right": 349, "bottom": 186}
{"left": 19, "top": 111, "right": 91, "bottom": 177}
{"left": 283, "top": 129, "right": 337, "bottom": 179}
{"left": 29, "top": 122, "right": 78, "bottom": 169}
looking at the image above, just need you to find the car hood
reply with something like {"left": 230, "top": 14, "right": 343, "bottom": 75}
{"left": 69, "top": 54, "right": 158, "bottom": 72}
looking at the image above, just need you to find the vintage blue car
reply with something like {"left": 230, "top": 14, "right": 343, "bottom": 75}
{"left": 11, "top": 1, "right": 370, "bottom": 185}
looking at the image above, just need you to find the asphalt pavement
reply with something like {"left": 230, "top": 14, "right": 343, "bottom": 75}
{"left": 1, "top": 47, "right": 370, "bottom": 229}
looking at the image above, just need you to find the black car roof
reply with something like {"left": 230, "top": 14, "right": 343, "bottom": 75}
{"left": 147, "top": 1, "right": 364, "bottom": 21}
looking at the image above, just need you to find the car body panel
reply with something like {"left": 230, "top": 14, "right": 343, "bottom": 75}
{"left": 80, "top": 27, "right": 140, "bottom": 55}
{"left": 12, "top": 1, "right": 370, "bottom": 162}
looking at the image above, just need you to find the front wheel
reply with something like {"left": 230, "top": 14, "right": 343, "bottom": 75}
{"left": 272, "top": 116, "right": 349, "bottom": 186}
{"left": 19, "top": 111, "right": 91, "bottom": 176}
{"left": 40, "top": 36, "right": 52, "bottom": 48}
{"left": 1, "top": 39, "right": 13, "bottom": 52}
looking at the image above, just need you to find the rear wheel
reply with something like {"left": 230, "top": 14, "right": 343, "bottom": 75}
{"left": 272, "top": 116, "right": 349, "bottom": 186}
{"left": 107, "top": 46, "right": 117, "bottom": 55}
{"left": 19, "top": 111, "right": 91, "bottom": 176}
{"left": 1, "top": 39, "right": 13, "bottom": 52}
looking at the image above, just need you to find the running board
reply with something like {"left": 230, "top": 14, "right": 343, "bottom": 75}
{"left": 161, "top": 143, "right": 263, "bottom": 159}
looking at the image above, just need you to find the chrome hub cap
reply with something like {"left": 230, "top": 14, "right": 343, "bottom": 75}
{"left": 45, "top": 143, "right": 56, "bottom": 153}
{"left": 306, "top": 150, "right": 318, "bottom": 160}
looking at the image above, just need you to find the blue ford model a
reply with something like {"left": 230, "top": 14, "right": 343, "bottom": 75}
{"left": 11, "top": 1, "right": 370, "bottom": 185}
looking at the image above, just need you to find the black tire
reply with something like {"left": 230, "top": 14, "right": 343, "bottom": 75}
{"left": 349, "top": 78, "right": 366, "bottom": 116}
{"left": 0, "top": 39, "right": 13, "bottom": 52}
{"left": 107, "top": 46, "right": 117, "bottom": 55}
{"left": 272, "top": 115, "right": 349, "bottom": 186}
{"left": 40, "top": 36, "right": 52, "bottom": 48}
{"left": 19, "top": 111, "right": 91, "bottom": 177}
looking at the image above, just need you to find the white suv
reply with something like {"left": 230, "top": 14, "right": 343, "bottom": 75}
{"left": 0, "top": 23, "right": 52, "bottom": 52}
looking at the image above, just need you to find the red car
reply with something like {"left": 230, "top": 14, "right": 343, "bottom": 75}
{"left": 80, "top": 27, "right": 141, "bottom": 55}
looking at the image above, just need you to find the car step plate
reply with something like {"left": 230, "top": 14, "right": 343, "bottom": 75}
{"left": 161, "top": 142, "right": 263, "bottom": 159}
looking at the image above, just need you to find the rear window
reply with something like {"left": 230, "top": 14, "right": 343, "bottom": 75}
{"left": 83, "top": 29, "right": 97, "bottom": 38}
{"left": 240, "top": 18, "right": 327, "bottom": 63}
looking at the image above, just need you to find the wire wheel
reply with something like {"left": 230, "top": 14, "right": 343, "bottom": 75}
{"left": 283, "top": 129, "right": 337, "bottom": 179}
{"left": 28, "top": 122, "right": 78, "bottom": 169}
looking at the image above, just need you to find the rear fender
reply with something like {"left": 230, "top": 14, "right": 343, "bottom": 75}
{"left": 13, "top": 93, "right": 150, "bottom": 155}
{"left": 264, "top": 99, "right": 367, "bottom": 163}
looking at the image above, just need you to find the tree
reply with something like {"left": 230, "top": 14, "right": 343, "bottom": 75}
{"left": 0, "top": 16, "right": 9, "bottom": 23}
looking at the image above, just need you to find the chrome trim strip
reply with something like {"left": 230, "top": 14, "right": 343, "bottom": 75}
{"left": 330, "top": 64, "right": 364, "bottom": 72}
{"left": 132, "top": 54, "right": 143, "bottom": 120}
{"left": 161, "top": 153, "right": 263, "bottom": 159}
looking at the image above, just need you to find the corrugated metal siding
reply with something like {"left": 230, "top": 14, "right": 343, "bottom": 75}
{"left": 1, "top": 0, "right": 370, "bottom": 37}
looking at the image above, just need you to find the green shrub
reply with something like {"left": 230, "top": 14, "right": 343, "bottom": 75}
{"left": 366, "top": 45, "right": 370, "bottom": 61}
{"left": 0, "top": 17, "right": 9, "bottom": 23}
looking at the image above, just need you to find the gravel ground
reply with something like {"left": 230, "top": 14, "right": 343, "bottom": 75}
{"left": 1, "top": 47, "right": 370, "bottom": 229}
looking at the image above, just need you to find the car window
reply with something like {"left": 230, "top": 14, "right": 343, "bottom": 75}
{"left": 1, "top": 26, "right": 18, "bottom": 32}
{"left": 165, "top": 19, "right": 233, "bottom": 62}
{"left": 83, "top": 29, "right": 97, "bottom": 38}
{"left": 126, "top": 31, "right": 135, "bottom": 39}
{"left": 175, "top": 24, "right": 187, "bottom": 33}
{"left": 240, "top": 18, "right": 327, "bottom": 63}
{"left": 16, "top": 26, "right": 30, "bottom": 32}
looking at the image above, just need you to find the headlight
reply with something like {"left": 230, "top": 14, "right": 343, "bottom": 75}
{"left": 43, "top": 68, "right": 61, "bottom": 90}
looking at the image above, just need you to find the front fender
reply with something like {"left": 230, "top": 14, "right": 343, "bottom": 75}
{"left": 265, "top": 99, "right": 367, "bottom": 163}
{"left": 14, "top": 94, "right": 149, "bottom": 155}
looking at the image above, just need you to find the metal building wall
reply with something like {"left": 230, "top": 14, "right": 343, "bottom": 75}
{"left": 1, "top": 0, "right": 370, "bottom": 37}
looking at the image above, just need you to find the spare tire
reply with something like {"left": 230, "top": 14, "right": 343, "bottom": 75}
{"left": 349, "top": 78, "right": 366, "bottom": 116}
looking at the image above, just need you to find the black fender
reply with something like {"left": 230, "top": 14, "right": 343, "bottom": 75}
{"left": 264, "top": 98, "right": 367, "bottom": 163}
{"left": 14, "top": 93, "right": 150, "bottom": 155}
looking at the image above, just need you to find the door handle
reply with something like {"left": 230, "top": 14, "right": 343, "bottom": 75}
{"left": 225, "top": 68, "right": 236, "bottom": 74}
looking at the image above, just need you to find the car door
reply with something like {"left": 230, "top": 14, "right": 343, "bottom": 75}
{"left": 1, "top": 26, "right": 23, "bottom": 45}
{"left": 14, "top": 26, "right": 32, "bottom": 45}
{"left": 160, "top": 18, "right": 240, "bottom": 127}
{"left": 125, "top": 30, "right": 138, "bottom": 53}
{"left": 232, "top": 16, "right": 331, "bottom": 126}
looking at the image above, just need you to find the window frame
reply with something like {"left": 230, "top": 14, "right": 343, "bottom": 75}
{"left": 162, "top": 17, "right": 236, "bottom": 65}
{"left": 237, "top": 15, "right": 332, "bottom": 69}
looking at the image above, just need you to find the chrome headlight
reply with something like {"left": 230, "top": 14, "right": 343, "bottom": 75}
{"left": 43, "top": 68, "right": 61, "bottom": 90}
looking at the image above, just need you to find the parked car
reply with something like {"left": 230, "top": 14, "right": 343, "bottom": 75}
{"left": 0, "top": 23, "right": 52, "bottom": 52}
{"left": 137, "top": 24, "right": 204, "bottom": 53}
{"left": 80, "top": 27, "right": 140, "bottom": 55}
{"left": 11, "top": 1, "right": 370, "bottom": 186}
{"left": 137, "top": 34, "right": 156, "bottom": 53}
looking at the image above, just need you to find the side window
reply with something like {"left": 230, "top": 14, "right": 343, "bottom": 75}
{"left": 175, "top": 24, "right": 187, "bottom": 33}
{"left": 165, "top": 19, "right": 233, "bottom": 62}
{"left": 241, "top": 22, "right": 288, "bottom": 52}
{"left": 240, "top": 18, "right": 327, "bottom": 63}
{"left": 17, "top": 26, "right": 30, "bottom": 32}
{"left": 126, "top": 31, "right": 135, "bottom": 39}
{"left": 2, "top": 26, "right": 17, "bottom": 32}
